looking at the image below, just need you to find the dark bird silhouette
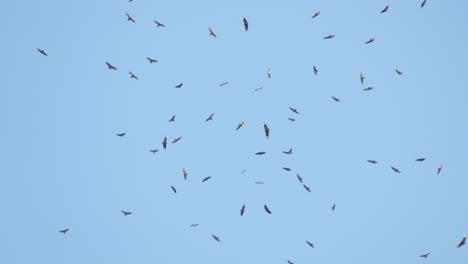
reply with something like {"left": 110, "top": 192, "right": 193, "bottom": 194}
{"left": 128, "top": 71, "right": 138, "bottom": 80}
{"left": 264, "top": 205, "right": 272, "bottom": 214}
{"left": 241, "top": 169, "right": 247, "bottom": 174}
{"left": 391, "top": 166, "right": 401, "bottom": 173}
{"left": 306, "top": 241, "right": 315, "bottom": 248}
{"left": 255, "top": 181, "right": 264, "bottom": 184}
{"left": 37, "top": 48, "right": 48, "bottom": 56}
{"left": 367, "top": 160, "right": 378, "bottom": 164}
{"left": 182, "top": 168, "right": 188, "bottom": 180}
{"left": 416, "top": 158, "right": 426, "bottom": 162}
{"left": 296, "top": 174, "right": 303, "bottom": 183}
{"left": 125, "top": 13, "right": 135, "bottom": 23}
{"left": 360, "top": 72, "right": 365, "bottom": 84}
{"left": 236, "top": 120, "right": 246, "bottom": 130}
{"left": 381, "top": 5, "right": 389, "bottom": 13}
{"left": 240, "top": 204, "right": 246, "bottom": 216}
{"left": 331, "top": 96, "right": 340, "bottom": 102}
{"left": 149, "top": 149, "right": 159, "bottom": 154}
{"left": 121, "top": 210, "right": 132, "bottom": 216}
{"left": 420, "top": 253, "right": 430, "bottom": 258}
{"left": 219, "top": 82, "right": 229, "bottom": 87}
{"left": 365, "top": 37, "right": 376, "bottom": 44}
{"left": 254, "top": 87, "right": 263, "bottom": 92}
{"left": 105, "top": 61, "right": 117, "bottom": 70}
{"left": 437, "top": 163, "right": 443, "bottom": 175}
{"left": 59, "top": 229, "right": 69, "bottom": 234}
{"left": 288, "top": 117, "right": 296, "bottom": 121}
{"left": 212, "top": 234, "right": 221, "bottom": 242}
{"left": 242, "top": 17, "right": 248, "bottom": 31}
{"left": 331, "top": 204, "right": 336, "bottom": 211}
{"left": 116, "top": 133, "right": 126, "bottom": 137}
{"left": 289, "top": 107, "right": 299, "bottom": 114}
{"left": 208, "top": 27, "right": 217, "bottom": 38}
{"left": 395, "top": 69, "right": 403, "bottom": 75}
{"left": 283, "top": 167, "right": 291, "bottom": 171}
{"left": 421, "top": 0, "right": 427, "bottom": 8}
{"left": 312, "top": 11, "right": 320, "bottom": 18}
{"left": 303, "top": 184, "right": 311, "bottom": 192}
{"left": 313, "top": 65, "right": 318, "bottom": 75}
{"left": 323, "top": 34, "right": 335, "bottom": 39}
{"left": 202, "top": 176, "right": 212, "bottom": 182}
{"left": 175, "top": 83, "right": 183, "bottom": 88}
{"left": 457, "top": 235, "right": 466, "bottom": 248}
{"left": 206, "top": 113, "right": 214, "bottom": 122}
{"left": 172, "top": 137, "right": 182, "bottom": 144}
{"left": 263, "top": 123, "right": 270, "bottom": 139}
{"left": 190, "top": 224, "right": 199, "bottom": 227}
{"left": 169, "top": 115, "right": 176, "bottom": 122}
{"left": 171, "top": 185, "right": 177, "bottom": 193}
{"left": 255, "top": 152, "right": 266, "bottom": 155}
{"left": 146, "top": 57, "right": 158, "bottom": 63}
{"left": 287, "top": 260, "right": 294, "bottom": 264}
{"left": 267, "top": 68, "right": 271, "bottom": 78}
{"left": 153, "top": 20, "right": 165, "bottom": 27}
{"left": 363, "top": 86, "right": 374, "bottom": 91}
{"left": 282, "top": 148, "right": 293, "bottom": 155}
{"left": 162, "top": 136, "right": 168, "bottom": 150}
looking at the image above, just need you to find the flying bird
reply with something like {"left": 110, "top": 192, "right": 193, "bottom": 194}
{"left": 287, "top": 260, "right": 294, "bottom": 264}
{"left": 331, "top": 96, "right": 340, "bottom": 102}
{"left": 381, "top": 5, "right": 389, "bottom": 13}
{"left": 255, "top": 181, "right": 264, "bottom": 184}
{"left": 202, "top": 176, "right": 212, "bottom": 182}
{"left": 206, "top": 113, "right": 214, "bottom": 122}
{"left": 128, "top": 71, "right": 138, "bottom": 80}
{"left": 121, "top": 210, "right": 132, "bottom": 216}
{"left": 190, "top": 224, "right": 199, "bottom": 227}
{"left": 288, "top": 117, "right": 296, "bottom": 121}
{"left": 363, "top": 86, "right": 374, "bottom": 91}
{"left": 171, "top": 185, "right": 177, "bottom": 193}
{"left": 331, "top": 204, "right": 336, "bottom": 211}
{"left": 395, "top": 69, "right": 403, "bottom": 75}
{"left": 146, "top": 57, "right": 158, "bottom": 63}
{"left": 168, "top": 115, "right": 176, "bottom": 122}
{"left": 391, "top": 166, "right": 401, "bottom": 173}
{"left": 105, "top": 61, "right": 117, "bottom": 70}
{"left": 421, "top": 0, "right": 427, "bottom": 8}
{"left": 162, "top": 136, "right": 168, "bottom": 150}
{"left": 367, "top": 160, "right": 378, "bottom": 164}
{"left": 416, "top": 158, "right": 426, "bottom": 162}
{"left": 437, "top": 163, "right": 443, "bottom": 175}
{"left": 312, "top": 11, "right": 320, "bottom": 18}
{"left": 208, "top": 27, "right": 217, "bottom": 38}
{"left": 175, "top": 83, "right": 183, "bottom": 88}
{"left": 263, "top": 123, "right": 270, "bottom": 139}
{"left": 241, "top": 169, "right": 247, "bottom": 174}
{"left": 306, "top": 241, "right": 315, "bottom": 248}
{"left": 420, "top": 253, "right": 430, "bottom": 258}
{"left": 303, "top": 184, "right": 311, "bottom": 192}
{"left": 457, "top": 235, "right": 466, "bottom": 248}
{"left": 153, "top": 20, "right": 165, "bottom": 27}
{"left": 182, "top": 168, "right": 188, "bottom": 180}
{"left": 365, "top": 37, "right": 376, "bottom": 44}
{"left": 125, "top": 13, "right": 135, "bottom": 23}
{"left": 242, "top": 17, "right": 248, "bottom": 31}
{"left": 323, "top": 34, "right": 335, "bottom": 39}
{"left": 116, "top": 133, "right": 126, "bottom": 137}
{"left": 360, "top": 72, "right": 365, "bottom": 84}
{"left": 212, "top": 234, "right": 221, "bottom": 242}
{"left": 264, "top": 205, "right": 272, "bottom": 214}
{"left": 149, "top": 149, "right": 159, "bottom": 154}
{"left": 240, "top": 204, "right": 246, "bottom": 216}
{"left": 172, "top": 137, "right": 182, "bottom": 144}
{"left": 267, "top": 68, "right": 271, "bottom": 78}
{"left": 254, "top": 87, "right": 263, "bottom": 92}
{"left": 283, "top": 167, "right": 291, "bottom": 171}
{"left": 255, "top": 152, "right": 266, "bottom": 155}
{"left": 313, "top": 65, "right": 318, "bottom": 75}
{"left": 37, "top": 48, "right": 48, "bottom": 56}
{"left": 282, "top": 148, "right": 293, "bottom": 155}
{"left": 219, "top": 82, "right": 229, "bottom": 87}
{"left": 59, "top": 229, "right": 69, "bottom": 234}
{"left": 289, "top": 107, "right": 299, "bottom": 114}
{"left": 236, "top": 120, "right": 246, "bottom": 130}
{"left": 296, "top": 174, "right": 303, "bottom": 183}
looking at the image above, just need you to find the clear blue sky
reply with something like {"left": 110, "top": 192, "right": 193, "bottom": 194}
{"left": 2, "top": 0, "right": 467, "bottom": 263}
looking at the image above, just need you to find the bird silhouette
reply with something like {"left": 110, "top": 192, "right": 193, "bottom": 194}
{"left": 59, "top": 229, "right": 69, "bottom": 234}
{"left": 416, "top": 158, "right": 426, "bottom": 162}
{"left": 162, "top": 136, "right": 168, "bottom": 150}
{"left": 37, "top": 48, "right": 48, "bottom": 56}
{"left": 313, "top": 65, "right": 318, "bottom": 75}
{"left": 312, "top": 11, "right": 320, "bottom": 18}
{"left": 437, "top": 163, "right": 443, "bottom": 175}
{"left": 125, "top": 13, "right": 135, "bottom": 23}
{"left": 149, "top": 149, "right": 159, "bottom": 154}
{"left": 420, "top": 253, "right": 430, "bottom": 258}
{"left": 208, "top": 27, "right": 217, "bottom": 38}
{"left": 363, "top": 86, "right": 374, "bottom": 91}
{"left": 169, "top": 115, "right": 176, "bottom": 122}
{"left": 395, "top": 69, "right": 403, "bottom": 75}
{"left": 116, "top": 133, "right": 126, "bottom": 137}
{"left": 283, "top": 167, "right": 291, "bottom": 171}
{"left": 105, "top": 62, "right": 117, "bottom": 70}
{"left": 153, "top": 20, "right": 165, "bottom": 27}
{"left": 267, "top": 68, "right": 271, "bottom": 78}
{"left": 306, "top": 241, "right": 315, "bottom": 248}
{"left": 171, "top": 185, "right": 177, "bottom": 194}
{"left": 282, "top": 148, "right": 293, "bottom": 155}
{"left": 365, "top": 37, "right": 375, "bottom": 44}
{"left": 391, "top": 166, "right": 401, "bottom": 173}
{"left": 263, "top": 123, "right": 270, "bottom": 139}
{"left": 264, "top": 205, "right": 272, "bottom": 214}
{"left": 175, "top": 83, "right": 183, "bottom": 88}
{"left": 146, "top": 57, "right": 158, "bottom": 63}
{"left": 206, "top": 113, "right": 214, "bottom": 122}
{"left": 172, "top": 137, "right": 182, "bottom": 144}
{"left": 323, "top": 34, "right": 335, "bottom": 39}
{"left": 360, "top": 72, "right": 365, "bottom": 84}
{"left": 212, "top": 234, "right": 221, "bottom": 242}
{"left": 367, "top": 160, "right": 378, "bottom": 164}
{"left": 240, "top": 204, "right": 246, "bottom": 216}
{"left": 236, "top": 120, "right": 246, "bottom": 130}
{"left": 182, "top": 168, "right": 188, "bottom": 180}
{"left": 421, "top": 0, "right": 427, "bottom": 8}
{"left": 121, "top": 210, "right": 132, "bottom": 216}
{"left": 255, "top": 152, "right": 266, "bottom": 155}
{"left": 202, "top": 176, "right": 212, "bottom": 182}
{"left": 128, "top": 71, "right": 138, "bottom": 80}
{"left": 331, "top": 204, "right": 336, "bottom": 211}
{"left": 242, "top": 17, "right": 248, "bottom": 31}
{"left": 457, "top": 235, "right": 466, "bottom": 248}
{"left": 289, "top": 107, "right": 300, "bottom": 114}
{"left": 303, "top": 184, "right": 311, "bottom": 192}
{"left": 381, "top": 5, "right": 389, "bottom": 13}
{"left": 296, "top": 174, "right": 303, "bottom": 183}
{"left": 331, "top": 96, "right": 340, "bottom": 102}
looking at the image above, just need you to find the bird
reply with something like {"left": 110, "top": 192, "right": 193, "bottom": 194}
{"left": 416, "top": 158, "right": 426, "bottom": 162}
{"left": 170, "top": 185, "right": 177, "bottom": 193}
{"left": 254, "top": 87, "right": 263, "bottom": 92}
{"left": 182, "top": 168, "right": 188, "bottom": 180}
{"left": 241, "top": 169, "right": 247, "bottom": 174}
{"left": 125, "top": 13, "right": 135, "bottom": 23}
{"left": 149, "top": 149, "right": 159, "bottom": 154}
{"left": 267, "top": 68, "right": 271, "bottom": 78}
{"left": 323, "top": 34, "right": 335, "bottom": 39}
{"left": 282, "top": 148, "right": 293, "bottom": 155}
{"left": 116, "top": 133, "right": 126, "bottom": 137}
{"left": 105, "top": 61, "right": 117, "bottom": 70}
{"left": 206, "top": 113, "right": 214, "bottom": 122}
{"left": 37, "top": 48, "right": 48, "bottom": 56}
{"left": 59, "top": 229, "right": 69, "bottom": 234}
{"left": 296, "top": 174, "right": 303, "bottom": 183}
{"left": 168, "top": 115, "right": 176, "bottom": 122}
{"left": 172, "top": 137, "right": 182, "bottom": 144}
{"left": 255, "top": 152, "right": 266, "bottom": 155}
{"left": 174, "top": 83, "right": 183, "bottom": 88}
{"left": 360, "top": 72, "right": 365, "bottom": 84}
{"left": 212, "top": 234, "right": 221, "bottom": 242}
{"left": 190, "top": 224, "right": 199, "bottom": 227}
{"left": 421, "top": 0, "right": 427, "bottom": 8}
{"left": 306, "top": 241, "right": 315, "bottom": 248}
{"left": 312, "top": 11, "right": 320, "bottom": 18}
{"left": 262, "top": 123, "right": 270, "bottom": 139}
{"left": 289, "top": 107, "right": 299, "bottom": 114}
{"left": 303, "top": 184, "right": 311, "bottom": 192}
{"left": 391, "top": 166, "right": 401, "bottom": 173}
{"left": 208, "top": 27, "right": 217, "bottom": 38}
{"left": 264, "top": 205, "right": 272, "bottom": 214}
{"left": 457, "top": 235, "right": 466, "bottom": 248}
{"left": 162, "top": 136, "right": 168, "bottom": 150}
{"left": 331, "top": 204, "right": 336, "bottom": 211}
{"left": 242, "top": 17, "right": 248, "bottom": 31}
{"left": 153, "top": 20, "right": 165, "bottom": 27}
{"left": 283, "top": 167, "right": 291, "bottom": 171}
{"left": 287, "top": 260, "right": 294, "bottom": 264}
{"left": 146, "top": 57, "right": 158, "bottom": 63}
{"left": 202, "top": 176, "right": 212, "bottom": 182}
{"left": 365, "top": 37, "right": 376, "bottom": 44}
{"left": 437, "top": 163, "right": 443, "bottom": 175}
{"left": 236, "top": 120, "right": 246, "bottom": 130}
{"left": 363, "top": 86, "right": 374, "bottom": 91}
{"left": 381, "top": 5, "right": 389, "bottom": 13}
{"left": 219, "top": 82, "right": 229, "bottom": 87}
{"left": 313, "top": 65, "right": 318, "bottom": 75}
{"left": 121, "top": 210, "right": 132, "bottom": 216}
{"left": 395, "top": 69, "right": 403, "bottom": 75}
{"left": 255, "top": 181, "right": 264, "bottom": 184}
{"left": 128, "top": 71, "right": 138, "bottom": 80}
{"left": 420, "top": 253, "right": 430, "bottom": 258}
{"left": 331, "top": 96, "right": 340, "bottom": 102}
{"left": 240, "top": 204, "right": 246, "bottom": 216}
{"left": 367, "top": 160, "right": 378, "bottom": 164}
{"left": 288, "top": 117, "right": 296, "bottom": 121}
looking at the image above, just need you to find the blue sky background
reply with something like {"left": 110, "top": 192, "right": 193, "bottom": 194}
{"left": 2, "top": 0, "right": 467, "bottom": 263}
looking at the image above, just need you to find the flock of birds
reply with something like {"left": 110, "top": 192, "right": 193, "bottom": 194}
{"left": 34, "top": 0, "right": 467, "bottom": 262}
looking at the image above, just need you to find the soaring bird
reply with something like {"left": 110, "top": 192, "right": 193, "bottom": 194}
{"left": 190, "top": 224, "right": 199, "bottom": 227}
{"left": 395, "top": 69, "right": 403, "bottom": 75}
{"left": 255, "top": 152, "right": 266, "bottom": 155}
{"left": 263, "top": 123, "right": 270, "bottom": 139}
{"left": 312, "top": 11, "right": 320, "bottom": 18}
{"left": 282, "top": 167, "right": 291, "bottom": 171}
{"left": 37, "top": 48, "right": 48, "bottom": 56}
{"left": 153, "top": 20, "right": 165, "bottom": 27}
{"left": 105, "top": 61, "right": 117, "bottom": 70}
{"left": 289, "top": 107, "right": 299, "bottom": 114}
{"left": 206, "top": 113, "right": 214, "bottom": 122}
{"left": 219, "top": 82, "right": 229, "bottom": 87}
{"left": 125, "top": 13, "right": 135, "bottom": 23}
{"left": 254, "top": 87, "right": 263, "bottom": 92}
{"left": 303, "top": 184, "right": 311, "bottom": 192}
{"left": 149, "top": 149, "right": 159, "bottom": 154}
{"left": 391, "top": 166, "right": 401, "bottom": 173}
{"left": 208, "top": 27, "right": 217, "bottom": 38}
{"left": 363, "top": 86, "right": 374, "bottom": 91}
{"left": 175, "top": 83, "right": 183, "bottom": 88}
{"left": 182, "top": 168, "right": 188, "bottom": 180}
{"left": 242, "top": 17, "right": 248, "bottom": 31}
{"left": 288, "top": 117, "right": 296, "bottom": 121}
{"left": 381, "top": 5, "right": 389, "bottom": 13}
{"left": 331, "top": 96, "right": 340, "bottom": 102}
{"left": 264, "top": 205, "right": 272, "bottom": 214}
{"left": 331, "top": 204, "right": 336, "bottom": 211}
{"left": 360, "top": 72, "right": 365, "bottom": 84}
{"left": 313, "top": 65, "right": 318, "bottom": 75}
{"left": 172, "top": 137, "right": 182, "bottom": 144}
{"left": 146, "top": 57, "right": 158, "bottom": 63}
{"left": 267, "top": 68, "right": 271, "bottom": 78}
{"left": 116, "top": 133, "right": 126, "bottom": 137}
{"left": 162, "top": 136, "right": 168, "bottom": 150}
{"left": 212, "top": 234, "right": 221, "bottom": 242}
{"left": 59, "top": 229, "right": 69, "bottom": 234}
{"left": 421, "top": 0, "right": 427, "bottom": 8}
{"left": 170, "top": 185, "right": 177, "bottom": 193}
{"left": 457, "top": 235, "right": 466, "bottom": 248}
{"left": 306, "top": 241, "right": 315, "bottom": 248}
{"left": 236, "top": 120, "right": 246, "bottom": 130}
{"left": 202, "top": 176, "right": 212, "bottom": 182}
{"left": 416, "top": 158, "right": 426, "bottom": 162}
{"left": 121, "top": 210, "right": 132, "bottom": 216}
{"left": 420, "top": 253, "right": 430, "bottom": 258}
{"left": 128, "top": 71, "right": 138, "bottom": 80}
{"left": 365, "top": 37, "right": 376, "bottom": 44}
{"left": 255, "top": 181, "right": 264, "bottom": 184}
{"left": 323, "top": 34, "right": 335, "bottom": 39}
{"left": 240, "top": 204, "right": 246, "bottom": 216}
{"left": 169, "top": 115, "right": 176, "bottom": 122}
{"left": 367, "top": 160, "right": 378, "bottom": 164}
{"left": 296, "top": 174, "right": 303, "bottom": 183}
{"left": 437, "top": 163, "right": 443, "bottom": 175}
{"left": 282, "top": 148, "right": 293, "bottom": 155}
{"left": 287, "top": 260, "right": 294, "bottom": 264}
